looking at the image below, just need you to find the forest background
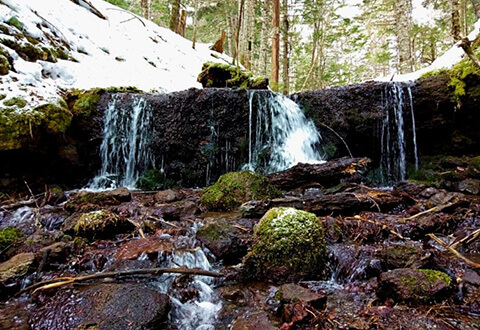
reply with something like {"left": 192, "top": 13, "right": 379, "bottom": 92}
{"left": 106, "top": 0, "right": 479, "bottom": 93}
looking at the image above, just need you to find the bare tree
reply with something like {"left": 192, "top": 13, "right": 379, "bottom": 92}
{"left": 394, "top": 0, "right": 414, "bottom": 73}
{"left": 272, "top": 0, "right": 280, "bottom": 88}
{"left": 259, "top": 0, "right": 271, "bottom": 77}
{"left": 451, "top": 0, "right": 462, "bottom": 41}
{"left": 282, "top": 0, "right": 289, "bottom": 94}
{"left": 169, "top": 0, "right": 181, "bottom": 32}
{"left": 140, "top": 0, "right": 150, "bottom": 19}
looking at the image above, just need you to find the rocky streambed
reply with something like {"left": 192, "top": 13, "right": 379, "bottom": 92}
{"left": 1, "top": 158, "right": 480, "bottom": 329}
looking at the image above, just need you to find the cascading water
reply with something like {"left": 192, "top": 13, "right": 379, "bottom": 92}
{"left": 89, "top": 94, "right": 154, "bottom": 190}
{"left": 245, "top": 90, "right": 324, "bottom": 173}
{"left": 153, "top": 223, "right": 222, "bottom": 329}
{"left": 380, "top": 82, "right": 418, "bottom": 185}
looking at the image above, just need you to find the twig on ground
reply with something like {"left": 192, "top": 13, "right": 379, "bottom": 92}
{"left": 428, "top": 233, "right": 480, "bottom": 268}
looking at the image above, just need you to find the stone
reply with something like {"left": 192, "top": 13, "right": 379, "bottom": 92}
{"left": 71, "top": 209, "right": 135, "bottom": 239}
{"left": 457, "top": 178, "right": 480, "bottom": 195}
{"left": 242, "top": 207, "right": 326, "bottom": 283}
{"left": 377, "top": 268, "right": 453, "bottom": 305}
{"left": 115, "top": 237, "right": 174, "bottom": 260}
{"left": 201, "top": 171, "right": 282, "bottom": 211}
{"left": 230, "top": 311, "right": 276, "bottom": 330}
{"left": 154, "top": 189, "right": 182, "bottom": 203}
{"left": 30, "top": 284, "right": 171, "bottom": 329}
{"left": 276, "top": 284, "right": 326, "bottom": 310}
{"left": 65, "top": 187, "right": 131, "bottom": 212}
{"left": 0, "top": 252, "right": 35, "bottom": 283}
{"left": 196, "top": 219, "right": 249, "bottom": 264}
{"left": 153, "top": 200, "right": 198, "bottom": 221}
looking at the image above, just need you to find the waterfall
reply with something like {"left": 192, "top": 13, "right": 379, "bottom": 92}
{"left": 380, "top": 82, "right": 418, "bottom": 185}
{"left": 89, "top": 94, "right": 154, "bottom": 190}
{"left": 245, "top": 90, "right": 324, "bottom": 173}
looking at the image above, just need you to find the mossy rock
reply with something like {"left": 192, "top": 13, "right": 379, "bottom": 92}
{"left": 200, "top": 171, "right": 282, "bottom": 211}
{"left": 65, "top": 188, "right": 131, "bottom": 212}
{"left": 73, "top": 210, "right": 135, "bottom": 239}
{"left": 197, "top": 62, "right": 268, "bottom": 89}
{"left": 196, "top": 219, "right": 249, "bottom": 264}
{"left": 0, "top": 227, "right": 24, "bottom": 252}
{"left": 242, "top": 207, "right": 327, "bottom": 282}
{"left": 68, "top": 88, "right": 105, "bottom": 119}
{"left": 377, "top": 268, "right": 453, "bottom": 305}
{"left": 469, "top": 156, "right": 480, "bottom": 179}
{"left": 0, "top": 100, "right": 72, "bottom": 150}
{"left": 0, "top": 55, "right": 9, "bottom": 75}
{"left": 6, "top": 16, "right": 24, "bottom": 31}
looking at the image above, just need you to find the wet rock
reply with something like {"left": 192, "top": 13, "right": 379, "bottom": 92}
{"left": 378, "top": 245, "right": 424, "bottom": 269}
{"left": 457, "top": 178, "right": 480, "bottom": 195}
{"left": 154, "top": 189, "right": 183, "bottom": 203}
{"left": 230, "top": 311, "right": 276, "bottom": 330}
{"left": 0, "top": 252, "right": 35, "bottom": 283}
{"left": 329, "top": 244, "right": 383, "bottom": 282}
{"left": 42, "top": 185, "right": 66, "bottom": 206}
{"left": 115, "top": 236, "right": 174, "bottom": 260}
{"left": 268, "top": 157, "right": 371, "bottom": 191}
{"left": 460, "top": 269, "right": 480, "bottom": 313}
{"left": 196, "top": 219, "right": 249, "bottom": 264}
{"left": 0, "top": 206, "right": 36, "bottom": 234}
{"left": 153, "top": 200, "right": 198, "bottom": 221}
{"left": 39, "top": 241, "right": 69, "bottom": 264}
{"left": 38, "top": 206, "right": 69, "bottom": 230}
{"left": 201, "top": 171, "right": 282, "bottom": 211}
{"left": 242, "top": 207, "right": 326, "bottom": 283}
{"left": 66, "top": 209, "right": 135, "bottom": 239}
{"left": 377, "top": 268, "right": 453, "bottom": 305}
{"left": 276, "top": 284, "right": 326, "bottom": 310}
{"left": 394, "top": 181, "right": 427, "bottom": 197}
{"left": 0, "top": 252, "right": 35, "bottom": 297}
{"left": 30, "top": 284, "right": 171, "bottom": 329}
{"left": 65, "top": 187, "right": 131, "bottom": 212}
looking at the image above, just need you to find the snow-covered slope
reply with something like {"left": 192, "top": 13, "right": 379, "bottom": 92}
{"left": 0, "top": 0, "right": 230, "bottom": 110}
{"left": 377, "top": 20, "right": 480, "bottom": 82}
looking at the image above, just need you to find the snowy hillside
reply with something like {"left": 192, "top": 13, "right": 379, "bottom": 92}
{"left": 0, "top": 0, "right": 230, "bottom": 110}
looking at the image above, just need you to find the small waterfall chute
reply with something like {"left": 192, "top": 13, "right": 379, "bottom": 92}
{"left": 380, "top": 82, "right": 418, "bottom": 185}
{"left": 88, "top": 94, "right": 154, "bottom": 190}
{"left": 245, "top": 90, "right": 324, "bottom": 173}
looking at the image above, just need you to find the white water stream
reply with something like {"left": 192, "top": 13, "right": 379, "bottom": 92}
{"left": 88, "top": 95, "right": 154, "bottom": 190}
{"left": 245, "top": 91, "right": 324, "bottom": 173}
{"left": 380, "top": 82, "right": 418, "bottom": 185}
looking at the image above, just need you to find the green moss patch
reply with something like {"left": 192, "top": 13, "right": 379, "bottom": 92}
{"left": 74, "top": 210, "right": 134, "bottom": 239}
{"left": 242, "top": 207, "right": 327, "bottom": 282}
{"left": 0, "top": 100, "right": 72, "bottom": 151}
{"left": 200, "top": 171, "right": 282, "bottom": 211}
{"left": 197, "top": 62, "right": 268, "bottom": 89}
{"left": 0, "top": 227, "right": 24, "bottom": 252}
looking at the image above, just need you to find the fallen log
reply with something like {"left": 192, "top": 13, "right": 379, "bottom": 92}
{"left": 241, "top": 186, "right": 407, "bottom": 218}
{"left": 268, "top": 157, "right": 371, "bottom": 191}
{"left": 17, "top": 267, "right": 223, "bottom": 296}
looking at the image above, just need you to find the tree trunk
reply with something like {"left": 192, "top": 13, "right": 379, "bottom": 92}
{"left": 176, "top": 9, "right": 187, "bottom": 36}
{"left": 268, "top": 157, "right": 372, "bottom": 191}
{"left": 192, "top": 0, "right": 199, "bottom": 49}
{"left": 282, "top": 0, "right": 289, "bottom": 95}
{"left": 140, "top": 0, "right": 150, "bottom": 19}
{"left": 451, "top": 0, "right": 462, "bottom": 42}
{"left": 271, "top": 0, "right": 280, "bottom": 88}
{"left": 472, "top": 0, "right": 480, "bottom": 19}
{"left": 259, "top": 0, "right": 271, "bottom": 76}
{"left": 394, "top": 0, "right": 413, "bottom": 74}
{"left": 234, "top": 0, "right": 246, "bottom": 65}
{"left": 169, "top": 0, "right": 181, "bottom": 32}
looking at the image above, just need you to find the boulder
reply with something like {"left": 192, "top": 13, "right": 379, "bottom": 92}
{"left": 196, "top": 219, "right": 250, "bottom": 264}
{"left": 65, "top": 187, "right": 131, "bottom": 212}
{"left": 30, "top": 284, "right": 171, "bottom": 329}
{"left": 201, "top": 171, "right": 282, "bottom": 211}
{"left": 0, "top": 252, "right": 35, "bottom": 297}
{"left": 70, "top": 209, "right": 135, "bottom": 239}
{"left": 230, "top": 311, "right": 276, "bottom": 330}
{"left": 377, "top": 268, "right": 453, "bottom": 305}
{"left": 197, "top": 61, "right": 268, "bottom": 89}
{"left": 153, "top": 200, "right": 198, "bottom": 221}
{"left": 154, "top": 189, "right": 183, "bottom": 203}
{"left": 115, "top": 237, "right": 174, "bottom": 260}
{"left": 242, "top": 207, "right": 326, "bottom": 282}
